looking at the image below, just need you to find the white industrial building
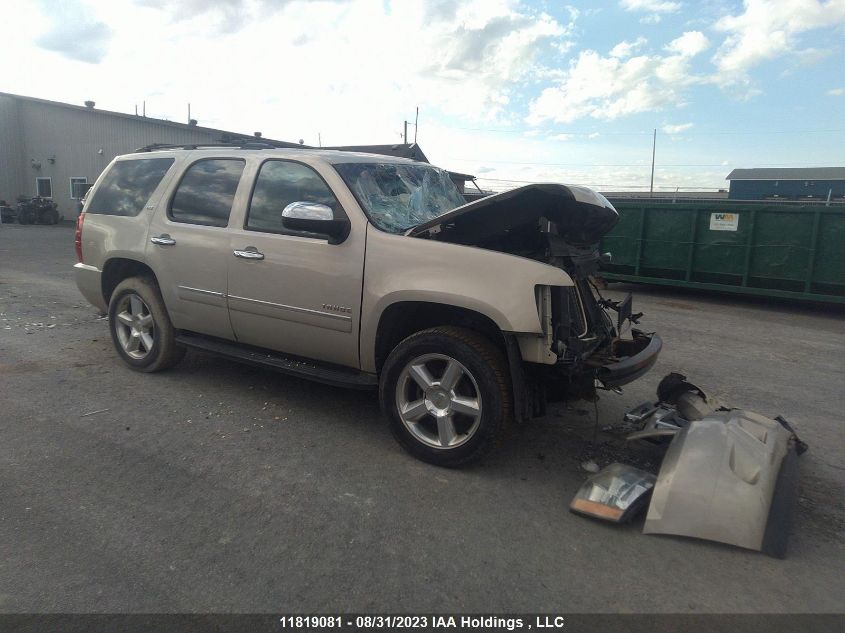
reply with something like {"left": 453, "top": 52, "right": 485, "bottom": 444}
{"left": 0, "top": 92, "right": 473, "bottom": 221}
{"left": 0, "top": 92, "right": 305, "bottom": 220}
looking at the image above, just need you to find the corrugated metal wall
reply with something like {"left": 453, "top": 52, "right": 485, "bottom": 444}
{"left": 1, "top": 96, "right": 227, "bottom": 218}
{"left": 0, "top": 95, "right": 26, "bottom": 206}
{"left": 600, "top": 199, "right": 845, "bottom": 303}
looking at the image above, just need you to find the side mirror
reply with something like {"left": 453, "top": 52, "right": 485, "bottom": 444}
{"left": 281, "top": 201, "right": 350, "bottom": 244}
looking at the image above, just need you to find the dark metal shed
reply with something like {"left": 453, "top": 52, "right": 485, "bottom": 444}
{"left": 727, "top": 167, "right": 845, "bottom": 201}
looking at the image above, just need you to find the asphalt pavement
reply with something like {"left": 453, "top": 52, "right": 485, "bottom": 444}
{"left": 1, "top": 223, "right": 844, "bottom": 613}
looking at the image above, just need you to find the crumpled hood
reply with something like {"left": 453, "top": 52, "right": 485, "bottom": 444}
{"left": 406, "top": 183, "right": 619, "bottom": 246}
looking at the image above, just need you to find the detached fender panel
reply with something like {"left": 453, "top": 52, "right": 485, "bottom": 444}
{"left": 644, "top": 410, "right": 796, "bottom": 554}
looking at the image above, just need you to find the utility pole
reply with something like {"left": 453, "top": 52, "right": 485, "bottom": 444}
{"left": 404, "top": 120, "right": 408, "bottom": 144}
{"left": 650, "top": 128, "right": 657, "bottom": 195}
{"left": 187, "top": 102, "right": 191, "bottom": 124}
{"left": 318, "top": 133, "right": 322, "bottom": 148}
{"left": 414, "top": 107, "right": 419, "bottom": 144}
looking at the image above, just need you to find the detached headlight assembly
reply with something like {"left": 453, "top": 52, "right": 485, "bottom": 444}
{"left": 570, "top": 463, "right": 656, "bottom": 523}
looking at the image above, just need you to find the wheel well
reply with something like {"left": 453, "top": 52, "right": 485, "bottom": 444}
{"left": 101, "top": 258, "right": 157, "bottom": 304}
{"left": 374, "top": 301, "right": 504, "bottom": 372}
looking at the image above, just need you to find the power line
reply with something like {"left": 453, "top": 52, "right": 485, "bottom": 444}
{"left": 446, "top": 158, "right": 843, "bottom": 167}
{"left": 474, "top": 176, "right": 723, "bottom": 189}
{"left": 443, "top": 126, "right": 650, "bottom": 135}
{"left": 438, "top": 124, "right": 845, "bottom": 136}
{"left": 446, "top": 158, "right": 723, "bottom": 166}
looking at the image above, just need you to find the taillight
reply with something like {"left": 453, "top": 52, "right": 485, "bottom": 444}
{"left": 74, "top": 212, "right": 85, "bottom": 263}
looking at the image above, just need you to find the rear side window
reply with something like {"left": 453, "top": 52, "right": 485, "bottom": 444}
{"left": 170, "top": 159, "right": 245, "bottom": 227}
{"left": 87, "top": 158, "right": 174, "bottom": 217}
{"left": 246, "top": 160, "right": 342, "bottom": 233}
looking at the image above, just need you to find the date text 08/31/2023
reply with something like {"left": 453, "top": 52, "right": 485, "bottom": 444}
{"left": 278, "top": 615, "right": 567, "bottom": 629}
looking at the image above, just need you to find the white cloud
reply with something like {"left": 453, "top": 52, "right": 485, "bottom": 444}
{"left": 662, "top": 122, "right": 693, "bottom": 134}
{"left": 665, "top": 31, "right": 709, "bottom": 57}
{"left": 5, "top": 0, "right": 843, "bottom": 195}
{"left": 527, "top": 33, "right": 709, "bottom": 124}
{"left": 713, "top": 0, "right": 845, "bottom": 76}
{"left": 384, "top": 1, "right": 575, "bottom": 120}
{"left": 549, "top": 133, "right": 573, "bottom": 141}
{"left": 620, "top": 0, "right": 681, "bottom": 14}
{"left": 10, "top": 0, "right": 577, "bottom": 145}
{"left": 610, "top": 37, "right": 648, "bottom": 58}
{"left": 135, "top": 0, "right": 327, "bottom": 33}
{"left": 35, "top": 0, "right": 112, "bottom": 63}
{"left": 529, "top": 53, "right": 672, "bottom": 124}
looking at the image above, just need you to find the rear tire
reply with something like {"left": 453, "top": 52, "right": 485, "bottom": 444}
{"left": 108, "top": 276, "right": 185, "bottom": 372}
{"left": 379, "top": 326, "right": 512, "bottom": 467}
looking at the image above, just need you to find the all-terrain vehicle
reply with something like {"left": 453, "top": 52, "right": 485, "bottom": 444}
{"left": 0, "top": 200, "right": 16, "bottom": 224}
{"left": 17, "top": 196, "right": 60, "bottom": 225}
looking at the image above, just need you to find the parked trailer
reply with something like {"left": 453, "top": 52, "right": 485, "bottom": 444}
{"left": 599, "top": 199, "right": 845, "bottom": 304}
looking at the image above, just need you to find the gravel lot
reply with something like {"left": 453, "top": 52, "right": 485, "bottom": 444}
{"left": 1, "top": 223, "right": 844, "bottom": 613}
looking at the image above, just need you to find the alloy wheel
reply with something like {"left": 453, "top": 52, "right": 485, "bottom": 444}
{"left": 395, "top": 353, "right": 482, "bottom": 449}
{"left": 114, "top": 294, "right": 155, "bottom": 360}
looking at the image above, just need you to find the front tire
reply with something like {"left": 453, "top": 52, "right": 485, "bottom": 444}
{"left": 379, "top": 326, "right": 512, "bottom": 467}
{"left": 108, "top": 276, "right": 185, "bottom": 372}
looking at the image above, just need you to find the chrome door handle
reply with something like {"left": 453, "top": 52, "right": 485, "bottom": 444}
{"left": 150, "top": 235, "right": 176, "bottom": 246}
{"left": 233, "top": 248, "right": 264, "bottom": 260}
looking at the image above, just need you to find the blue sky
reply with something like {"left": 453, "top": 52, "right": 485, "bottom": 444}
{"left": 3, "top": 0, "right": 845, "bottom": 191}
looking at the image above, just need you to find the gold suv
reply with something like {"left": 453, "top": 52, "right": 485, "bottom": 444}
{"left": 75, "top": 144, "right": 661, "bottom": 466}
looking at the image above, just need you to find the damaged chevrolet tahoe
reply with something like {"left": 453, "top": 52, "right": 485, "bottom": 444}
{"left": 74, "top": 145, "right": 661, "bottom": 466}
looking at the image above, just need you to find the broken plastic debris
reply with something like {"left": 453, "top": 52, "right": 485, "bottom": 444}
{"left": 80, "top": 408, "right": 110, "bottom": 417}
{"left": 571, "top": 463, "right": 656, "bottom": 523}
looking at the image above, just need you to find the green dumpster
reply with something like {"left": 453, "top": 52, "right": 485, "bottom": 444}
{"left": 599, "top": 199, "right": 845, "bottom": 304}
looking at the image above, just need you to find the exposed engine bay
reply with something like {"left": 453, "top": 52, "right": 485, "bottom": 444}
{"left": 408, "top": 183, "right": 662, "bottom": 404}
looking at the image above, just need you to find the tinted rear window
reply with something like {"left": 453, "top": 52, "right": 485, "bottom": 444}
{"left": 87, "top": 158, "right": 174, "bottom": 217}
{"left": 169, "top": 159, "right": 245, "bottom": 227}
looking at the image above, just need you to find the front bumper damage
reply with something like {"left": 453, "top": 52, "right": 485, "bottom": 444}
{"left": 593, "top": 330, "right": 662, "bottom": 388}
{"left": 570, "top": 373, "right": 807, "bottom": 558}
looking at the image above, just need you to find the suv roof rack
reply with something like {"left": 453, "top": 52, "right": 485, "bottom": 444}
{"left": 133, "top": 140, "right": 308, "bottom": 152}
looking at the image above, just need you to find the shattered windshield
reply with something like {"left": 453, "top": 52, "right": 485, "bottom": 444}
{"left": 334, "top": 162, "right": 466, "bottom": 233}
